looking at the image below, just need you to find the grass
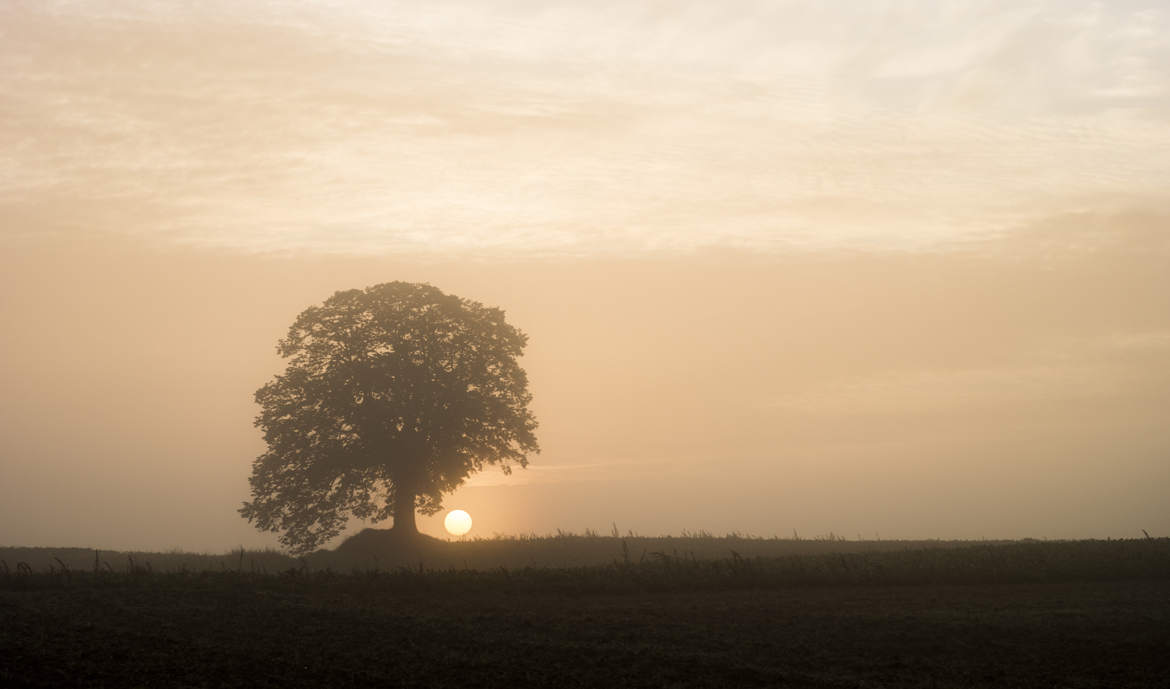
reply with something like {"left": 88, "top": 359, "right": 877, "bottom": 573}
{"left": 0, "top": 530, "right": 1043, "bottom": 575}
{"left": 2, "top": 537, "right": 1168, "bottom": 688}
{"left": 2, "top": 536, "right": 1167, "bottom": 591}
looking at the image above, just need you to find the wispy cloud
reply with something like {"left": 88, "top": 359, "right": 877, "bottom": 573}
{"left": 462, "top": 459, "right": 669, "bottom": 488}
{"left": 2, "top": 1, "right": 1168, "bottom": 255}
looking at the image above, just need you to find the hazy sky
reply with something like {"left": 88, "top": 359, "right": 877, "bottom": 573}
{"left": 2, "top": 1, "right": 1168, "bottom": 550}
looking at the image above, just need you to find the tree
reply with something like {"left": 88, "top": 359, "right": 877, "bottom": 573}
{"left": 241, "top": 282, "right": 539, "bottom": 554}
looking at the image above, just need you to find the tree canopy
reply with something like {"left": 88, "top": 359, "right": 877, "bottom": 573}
{"left": 241, "top": 282, "right": 538, "bottom": 553}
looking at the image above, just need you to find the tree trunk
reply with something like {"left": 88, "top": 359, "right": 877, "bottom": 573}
{"left": 393, "top": 483, "right": 418, "bottom": 534}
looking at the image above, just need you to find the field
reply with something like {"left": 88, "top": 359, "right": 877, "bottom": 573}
{"left": 2, "top": 537, "right": 1168, "bottom": 688}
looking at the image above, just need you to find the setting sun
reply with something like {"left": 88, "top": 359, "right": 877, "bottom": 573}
{"left": 444, "top": 510, "right": 473, "bottom": 537}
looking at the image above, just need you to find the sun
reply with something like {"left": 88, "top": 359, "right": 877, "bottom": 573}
{"left": 444, "top": 509, "right": 473, "bottom": 536}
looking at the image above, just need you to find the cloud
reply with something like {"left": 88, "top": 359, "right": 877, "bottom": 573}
{"left": 2, "top": 1, "right": 1169, "bottom": 256}
{"left": 953, "top": 209, "right": 1170, "bottom": 262}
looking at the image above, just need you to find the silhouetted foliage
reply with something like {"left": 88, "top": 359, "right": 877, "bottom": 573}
{"left": 241, "top": 282, "right": 538, "bottom": 554}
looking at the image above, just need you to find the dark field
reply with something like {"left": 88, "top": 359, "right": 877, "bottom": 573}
{"left": 2, "top": 539, "right": 1168, "bottom": 688}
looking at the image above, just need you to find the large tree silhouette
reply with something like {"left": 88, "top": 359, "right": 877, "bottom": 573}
{"left": 241, "top": 282, "right": 538, "bottom": 553}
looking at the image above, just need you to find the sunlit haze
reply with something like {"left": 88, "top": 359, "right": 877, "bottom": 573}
{"left": 1, "top": 1, "right": 1168, "bottom": 551}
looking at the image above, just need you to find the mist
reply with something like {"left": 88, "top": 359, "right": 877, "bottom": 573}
{"left": 3, "top": 213, "right": 1167, "bottom": 550}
